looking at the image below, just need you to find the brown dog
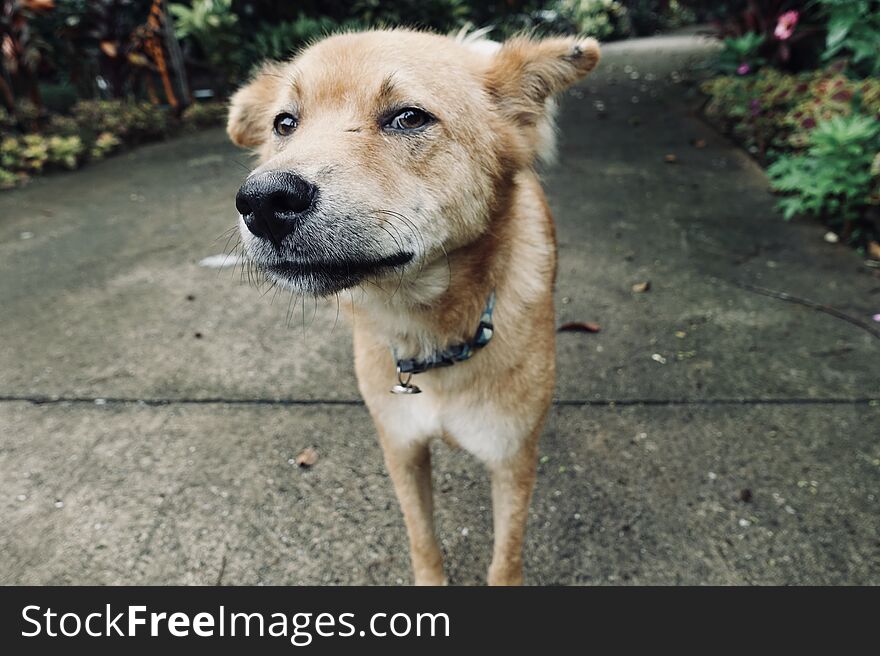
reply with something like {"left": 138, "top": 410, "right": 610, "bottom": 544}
{"left": 227, "top": 29, "right": 599, "bottom": 585}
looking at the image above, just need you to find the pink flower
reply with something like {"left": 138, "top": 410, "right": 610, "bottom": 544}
{"left": 737, "top": 63, "right": 751, "bottom": 75}
{"left": 775, "top": 10, "right": 799, "bottom": 40}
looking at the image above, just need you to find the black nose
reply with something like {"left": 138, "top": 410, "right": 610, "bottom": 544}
{"left": 235, "top": 171, "right": 316, "bottom": 247}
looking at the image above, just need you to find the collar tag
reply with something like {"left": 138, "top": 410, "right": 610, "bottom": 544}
{"left": 390, "top": 367, "right": 422, "bottom": 395}
{"left": 389, "top": 290, "right": 496, "bottom": 394}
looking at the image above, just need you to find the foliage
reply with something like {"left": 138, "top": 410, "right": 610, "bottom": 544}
{"left": 349, "top": 0, "right": 469, "bottom": 31}
{"left": 180, "top": 98, "right": 227, "bottom": 128}
{"left": 0, "top": 0, "right": 55, "bottom": 111}
{"left": 554, "top": 0, "right": 631, "bottom": 40}
{"left": 170, "top": 0, "right": 242, "bottom": 85}
{"left": 702, "top": 66, "right": 880, "bottom": 161}
{"left": 245, "top": 14, "right": 341, "bottom": 64}
{"left": 0, "top": 133, "right": 84, "bottom": 174}
{"left": 703, "top": 1, "right": 823, "bottom": 72}
{"left": 815, "top": 0, "right": 880, "bottom": 77}
{"left": 623, "top": 0, "right": 695, "bottom": 36}
{"left": 716, "top": 32, "right": 766, "bottom": 75}
{"left": 0, "top": 98, "right": 226, "bottom": 187}
{"left": 768, "top": 114, "right": 879, "bottom": 244}
{"left": 72, "top": 99, "right": 171, "bottom": 142}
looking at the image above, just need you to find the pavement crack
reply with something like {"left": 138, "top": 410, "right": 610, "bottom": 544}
{"left": 732, "top": 280, "right": 880, "bottom": 340}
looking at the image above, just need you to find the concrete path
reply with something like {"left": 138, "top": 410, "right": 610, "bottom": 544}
{"left": 1, "top": 34, "right": 878, "bottom": 585}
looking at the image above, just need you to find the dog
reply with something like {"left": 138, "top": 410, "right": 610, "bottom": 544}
{"left": 227, "top": 28, "right": 599, "bottom": 585}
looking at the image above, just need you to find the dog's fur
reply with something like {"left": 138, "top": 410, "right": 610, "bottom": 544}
{"left": 227, "top": 29, "right": 599, "bottom": 585}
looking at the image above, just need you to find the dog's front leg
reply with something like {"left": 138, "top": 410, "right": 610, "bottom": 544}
{"left": 487, "top": 434, "right": 539, "bottom": 586}
{"left": 378, "top": 432, "right": 446, "bottom": 585}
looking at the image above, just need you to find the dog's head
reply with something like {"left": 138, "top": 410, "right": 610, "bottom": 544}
{"left": 228, "top": 29, "right": 599, "bottom": 296}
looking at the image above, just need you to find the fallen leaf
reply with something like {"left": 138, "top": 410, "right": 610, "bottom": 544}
{"left": 868, "top": 241, "right": 880, "bottom": 260}
{"left": 295, "top": 447, "right": 318, "bottom": 468}
{"left": 664, "top": 154, "right": 677, "bottom": 163}
{"left": 558, "top": 321, "right": 601, "bottom": 333}
{"left": 693, "top": 138, "right": 707, "bottom": 148}
{"left": 632, "top": 281, "right": 651, "bottom": 293}
{"left": 674, "top": 330, "right": 687, "bottom": 339}
{"left": 100, "top": 40, "right": 118, "bottom": 58}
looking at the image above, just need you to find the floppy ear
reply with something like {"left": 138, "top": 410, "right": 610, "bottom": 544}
{"left": 227, "top": 63, "right": 284, "bottom": 149}
{"left": 485, "top": 35, "right": 600, "bottom": 128}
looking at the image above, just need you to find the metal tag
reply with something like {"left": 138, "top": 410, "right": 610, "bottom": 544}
{"left": 390, "top": 367, "right": 422, "bottom": 394}
{"left": 390, "top": 383, "right": 422, "bottom": 394}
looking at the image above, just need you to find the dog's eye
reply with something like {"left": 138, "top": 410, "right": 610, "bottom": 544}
{"left": 273, "top": 113, "right": 298, "bottom": 137}
{"left": 385, "top": 108, "right": 432, "bottom": 132}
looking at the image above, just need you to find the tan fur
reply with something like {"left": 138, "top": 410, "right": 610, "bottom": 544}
{"left": 228, "top": 29, "right": 599, "bottom": 585}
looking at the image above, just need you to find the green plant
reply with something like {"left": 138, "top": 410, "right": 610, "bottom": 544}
{"left": 716, "top": 32, "right": 766, "bottom": 74}
{"left": 245, "top": 14, "right": 339, "bottom": 65}
{"left": 71, "top": 99, "right": 171, "bottom": 142}
{"left": 768, "top": 113, "right": 879, "bottom": 243}
{"left": 89, "top": 131, "right": 121, "bottom": 159}
{"left": 350, "top": 0, "right": 469, "bottom": 31}
{"left": 701, "top": 66, "right": 880, "bottom": 161}
{"left": 181, "top": 100, "right": 227, "bottom": 128}
{"left": 554, "top": 0, "right": 631, "bottom": 40}
{"left": 0, "top": 166, "right": 22, "bottom": 188}
{"left": 46, "top": 134, "right": 84, "bottom": 169}
{"left": 170, "top": 0, "right": 242, "bottom": 85}
{"left": 815, "top": 0, "right": 880, "bottom": 77}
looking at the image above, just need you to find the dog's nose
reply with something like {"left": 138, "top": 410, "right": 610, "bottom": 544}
{"left": 235, "top": 171, "right": 316, "bottom": 247}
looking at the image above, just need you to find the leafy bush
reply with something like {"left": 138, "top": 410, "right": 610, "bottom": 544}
{"left": 71, "top": 100, "right": 172, "bottom": 143}
{"left": 554, "top": 0, "right": 631, "bottom": 40}
{"left": 702, "top": 66, "right": 880, "bottom": 161}
{"left": 90, "top": 131, "right": 122, "bottom": 159}
{"left": 0, "top": 98, "right": 228, "bottom": 189}
{"left": 245, "top": 15, "right": 341, "bottom": 64}
{"left": 170, "top": 0, "right": 243, "bottom": 87}
{"left": 716, "top": 32, "right": 766, "bottom": 75}
{"left": 768, "top": 114, "right": 879, "bottom": 244}
{"left": 816, "top": 0, "right": 880, "bottom": 77}
{"left": 181, "top": 100, "right": 228, "bottom": 129}
{"left": 0, "top": 133, "right": 85, "bottom": 175}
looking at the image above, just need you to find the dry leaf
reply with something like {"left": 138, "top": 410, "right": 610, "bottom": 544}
{"left": 693, "top": 139, "right": 706, "bottom": 148}
{"left": 664, "top": 154, "right": 677, "bottom": 163}
{"left": 868, "top": 241, "right": 880, "bottom": 260}
{"left": 99, "top": 40, "right": 118, "bottom": 58}
{"left": 295, "top": 447, "right": 318, "bottom": 468}
{"left": 632, "top": 281, "right": 651, "bottom": 293}
{"left": 558, "top": 321, "right": 601, "bottom": 333}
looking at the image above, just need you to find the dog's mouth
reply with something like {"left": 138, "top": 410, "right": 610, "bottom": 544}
{"left": 261, "top": 251, "right": 414, "bottom": 293}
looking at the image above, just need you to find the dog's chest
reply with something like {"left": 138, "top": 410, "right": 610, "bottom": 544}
{"left": 377, "top": 389, "right": 529, "bottom": 465}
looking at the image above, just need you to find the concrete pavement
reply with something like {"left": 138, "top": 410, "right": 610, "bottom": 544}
{"left": 1, "top": 33, "right": 878, "bottom": 585}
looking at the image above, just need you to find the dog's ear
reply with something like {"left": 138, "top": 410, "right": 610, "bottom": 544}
{"left": 227, "top": 63, "right": 284, "bottom": 149}
{"left": 485, "top": 35, "right": 599, "bottom": 128}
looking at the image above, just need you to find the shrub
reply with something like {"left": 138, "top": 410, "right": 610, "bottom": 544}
{"left": 245, "top": 15, "right": 341, "bottom": 66}
{"left": 90, "top": 132, "right": 122, "bottom": 159}
{"left": 71, "top": 100, "right": 172, "bottom": 143}
{"left": 554, "top": 0, "right": 631, "bottom": 40}
{"left": 0, "top": 133, "right": 84, "bottom": 174}
{"left": 702, "top": 66, "right": 880, "bottom": 160}
{"left": 715, "top": 32, "right": 766, "bottom": 75}
{"left": 768, "top": 113, "right": 879, "bottom": 244}
{"left": 816, "top": 0, "right": 880, "bottom": 77}
{"left": 181, "top": 101, "right": 228, "bottom": 129}
{"left": 170, "top": 0, "right": 243, "bottom": 86}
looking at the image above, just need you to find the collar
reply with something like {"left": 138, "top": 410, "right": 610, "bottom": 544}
{"left": 393, "top": 290, "right": 496, "bottom": 377}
